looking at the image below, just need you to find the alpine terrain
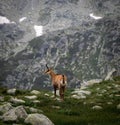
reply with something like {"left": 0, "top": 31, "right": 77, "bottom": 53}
{"left": 0, "top": 0, "right": 120, "bottom": 89}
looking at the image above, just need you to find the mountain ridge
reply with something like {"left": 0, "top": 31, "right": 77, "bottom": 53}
{"left": 0, "top": 0, "right": 119, "bottom": 89}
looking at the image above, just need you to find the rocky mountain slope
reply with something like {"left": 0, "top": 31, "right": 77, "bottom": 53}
{"left": 0, "top": 0, "right": 120, "bottom": 89}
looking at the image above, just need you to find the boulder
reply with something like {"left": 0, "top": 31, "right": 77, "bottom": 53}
{"left": 29, "top": 107, "right": 42, "bottom": 113}
{"left": 10, "top": 97, "right": 25, "bottom": 104}
{"left": 78, "top": 90, "right": 91, "bottom": 96}
{"left": 30, "top": 90, "right": 41, "bottom": 95}
{"left": 71, "top": 94, "right": 86, "bottom": 99}
{"left": 105, "top": 68, "right": 116, "bottom": 80}
{"left": 0, "top": 103, "right": 13, "bottom": 114}
{"left": 117, "top": 104, "right": 120, "bottom": 110}
{"left": 52, "top": 105, "right": 61, "bottom": 109}
{"left": 72, "top": 89, "right": 91, "bottom": 96}
{"left": 13, "top": 124, "right": 22, "bottom": 125}
{"left": 83, "top": 79, "right": 102, "bottom": 86}
{"left": 33, "top": 100, "right": 41, "bottom": 104}
{"left": 0, "top": 96, "right": 4, "bottom": 101}
{"left": 44, "top": 93, "right": 50, "bottom": 97}
{"left": 3, "top": 106, "right": 28, "bottom": 122}
{"left": 107, "top": 102, "right": 113, "bottom": 105}
{"left": 24, "top": 95, "right": 37, "bottom": 100}
{"left": 7, "top": 88, "right": 16, "bottom": 95}
{"left": 25, "top": 113, "right": 54, "bottom": 125}
{"left": 92, "top": 105, "right": 103, "bottom": 110}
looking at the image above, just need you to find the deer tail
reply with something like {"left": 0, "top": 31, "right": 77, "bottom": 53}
{"left": 62, "top": 75, "right": 65, "bottom": 84}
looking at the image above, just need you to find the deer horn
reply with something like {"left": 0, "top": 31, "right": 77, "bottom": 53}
{"left": 46, "top": 64, "right": 49, "bottom": 69}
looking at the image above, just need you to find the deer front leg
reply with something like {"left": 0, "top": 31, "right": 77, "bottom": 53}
{"left": 53, "top": 85, "right": 57, "bottom": 98}
{"left": 59, "top": 87, "right": 64, "bottom": 100}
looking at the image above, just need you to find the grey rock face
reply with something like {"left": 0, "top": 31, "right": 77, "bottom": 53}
{"left": 0, "top": 0, "right": 120, "bottom": 89}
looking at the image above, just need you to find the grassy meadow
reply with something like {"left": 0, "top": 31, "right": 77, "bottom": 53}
{"left": 0, "top": 76, "right": 120, "bottom": 125}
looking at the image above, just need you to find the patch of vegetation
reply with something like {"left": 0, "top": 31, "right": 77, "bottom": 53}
{"left": 0, "top": 76, "right": 120, "bottom": 125}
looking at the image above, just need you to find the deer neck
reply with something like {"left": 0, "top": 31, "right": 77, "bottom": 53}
{"left": 50, "top": 71, "right": 56, "bottom": 78}
{"left": 49, "top": 71, "right": 56, "bottom": 80}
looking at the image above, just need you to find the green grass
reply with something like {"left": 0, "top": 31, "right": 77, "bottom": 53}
{"left": 40, "top": 98, "right": 120, "bottom": 125}
{"left": 0, "top": 76, "right": 120, "bottom": 125}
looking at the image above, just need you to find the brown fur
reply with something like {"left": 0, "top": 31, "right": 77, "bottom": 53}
{"left": 45, "top": 67, "right": 67, "bottom": 100}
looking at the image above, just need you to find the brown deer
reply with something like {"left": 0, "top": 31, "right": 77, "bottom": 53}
{"left": 45, "top": 64, "right": 67, "bottom": 100}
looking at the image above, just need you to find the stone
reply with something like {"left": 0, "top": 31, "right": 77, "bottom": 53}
{"left": 97, "top": 93, "right": 103, "bottom": 97}
{"left": 72, "top": 90, "right": 91, "bottom": 96}
{"left": 107, "top": 102, "right": 113, "bottom": 105}
{"left": 71, "top": 89, "right": 89, "bottom": 99}
{"left": 30, "top": 90, "right": 41, "bottom": 95}
{"left": 3, "top": 106, "right": 28, "bottom": 122}
{"left": 52, "top": 90, "right": 59, "bottom": 96}
{"left": 25, "top": 113, "right": 54, "bottom": 125}
{"left": 13, "top": 124, "right": 22, "bottom": 125}
{"left": 83, "top": 79, "right": 102, "bottom": 86}
{"left": 71, "top": 94, "right": 86, "bottom": 99}
{"left": 33, "top": 100, "right": 41, "bottom": 104}
{"left": 101, "top": 89, "right": 107, "bottom": 94}
{"left": 105, "top": 68, "right": 116, "bottom": 80}
{"left": 92, "top": 105, "right": 103, "bottom": 110}
{"left": 25, "top": 107, "right": 43, "bottom": 113}
{"left": 0, "top": 96, "right": 4, "bottom": 101}
{"left": 0, "top": 116, "right": 2, "bottom": 120}
{"left": 115, "top": 94, "right": 120, "bottom": 97}
{"left": 52, "top": 105, "right": 61, "bottom": 109}
{"left": 24, "top": 95, "right": 37, "bottom": 100}
{"left": 107, "top": 86, "right": 112, "bottom": 89}
{"left": 10, "top": 97, "right": 25, "bottom": 104}
{"left": 44, "top": 93, "right": 49, "bottom": 97}
{"left": 117, "top": 104, "right": 120, "bottom": 110}
{"left": 7, "top": 88, "right": 16, "bottom": 95}
{"left": 29, "top": 107, "right": 39, "bottom": 113}
{"left": 79, "top": 90, "right": 91, "bottom": 95}
{"left": 0, "top": 103, "right": 13, "bottom": 114}
{"left": 109, "top": 94, "right": 113, "bottom": 98}
{"left": 83, "top": 102, "right": 87, "bottom": 105}
{"left": 71, "top": 95, "right": 80, "bottom": 99}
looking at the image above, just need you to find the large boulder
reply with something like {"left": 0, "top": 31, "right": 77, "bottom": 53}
{"left": 3, "top": 106, "right": 28, "bottom": 122}
{"left": 0, "top": 103, "right": 13, "bottom": 114}
{"left": 25, "top": 113, "right": 54, "bottom": 125}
